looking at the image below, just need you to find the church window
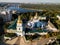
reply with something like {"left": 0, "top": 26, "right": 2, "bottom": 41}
{"left": 19, "top": 28, "right": 20, "bottom": 30}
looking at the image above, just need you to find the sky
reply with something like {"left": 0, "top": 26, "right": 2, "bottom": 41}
{"left": 0, "top": 0, "right": 60, "bottom": 4}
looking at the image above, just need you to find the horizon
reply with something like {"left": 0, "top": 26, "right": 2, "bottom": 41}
{"left": 0, "top": 0, "right": 60, "bottom": 4}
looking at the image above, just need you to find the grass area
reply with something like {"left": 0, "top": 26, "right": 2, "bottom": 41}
{"left": 56, "top": 35, "right": 60, "bottom": 44}
{"left": 5, "top": 33, "right": 17, "bottom": 37}
{"left": 57, "top": 35, "right": 60, "bottom": 39}
{"left": 0, "top": 35, "right": 4, "bottom": 44}
{"left": 56, "top": 20, "right": 60, "bottom": 25}
{"left": 50, "top": 17, "right": 60, "bottom": 30}
{"left": 4, "top": 23, "right": 10, "bottom": 29}
{"left": 25, "top": 34, "right": 40, "bottom": 40}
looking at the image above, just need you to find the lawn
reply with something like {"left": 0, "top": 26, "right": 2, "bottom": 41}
{"left": 5, "top": 33, "right": 17, "bottom": 38}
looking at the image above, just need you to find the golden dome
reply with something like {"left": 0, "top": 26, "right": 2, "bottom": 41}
{"left": 30, "top": 16, "right": 33, "bottom": 20}
{"left": 17, "top": 15, "right": 22, "bottom": 23}
{"left": 34, "top": 12, "right": 38, "bottom": 19}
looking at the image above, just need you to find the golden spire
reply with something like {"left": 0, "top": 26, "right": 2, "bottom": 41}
{"left": 17, "top": 15, "right": 22, "bottom": 23}
{"left": 34, "top": 12, "right": 38, "bottom": 19}
{"left": 31, "top": 16, "right": 33, "bottom": 20}
{"left": 30, "top": 15, "right": 33, "bottom": 20}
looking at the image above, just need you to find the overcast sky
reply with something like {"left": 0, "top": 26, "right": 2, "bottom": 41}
{"left": 0, "top": 0, "right": 60, "bottom": 3}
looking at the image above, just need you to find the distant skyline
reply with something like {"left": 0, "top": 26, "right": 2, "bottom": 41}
{"left": 0, "top": 0, "right": 60, "bottom": 4}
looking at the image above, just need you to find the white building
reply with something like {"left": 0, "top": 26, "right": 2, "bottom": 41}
{"left": 0, "top": 10, "right": 12, "bottom": 22}
{"left": 16, "top": 16, "right": 25, "bottom": 36}
{"left": 57, "top": 15, "right": 60, "bottom": 20}
{"left": 27, "top": 12, "right": 46, "bottom": 28}
{"left": 7, "top": 15, "right": 25, "bottom": 37}
{"left": 38, "top": 16, "right": 46, "bottom": 20}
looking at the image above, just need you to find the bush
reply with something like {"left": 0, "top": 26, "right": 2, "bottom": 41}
{"left": 57, "top": 35, "right": 60, "bottom": 39}
{"left": 25, "top": 35, "right": 32, "bottom": 40}
{"left": 5, "top": 33, "right": 17, "bottom": 37}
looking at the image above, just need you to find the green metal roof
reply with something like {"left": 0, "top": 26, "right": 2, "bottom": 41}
{"left": 26, "top": 29, "right": 47, "bottom": 33}
{"left": 8, "top": 19, "right": 17, "bottom": 30}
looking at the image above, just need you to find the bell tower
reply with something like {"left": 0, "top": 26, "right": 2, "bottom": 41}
{"left": 16, "top": 15, "right": 25, "bottom": 36}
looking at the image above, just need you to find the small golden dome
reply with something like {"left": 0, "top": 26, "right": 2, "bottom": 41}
{"left": 30, "top": 16, "right": 33, "bottom": 20}
{"left": 17, "top": 15, "right": 22, "bottom": 23}
{"left": 34, "top": 12, "right": 38, "bottom": 19}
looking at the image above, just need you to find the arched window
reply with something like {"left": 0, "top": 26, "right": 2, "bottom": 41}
{"left": 19, "top": 28, "right": 20, "bottom": 30}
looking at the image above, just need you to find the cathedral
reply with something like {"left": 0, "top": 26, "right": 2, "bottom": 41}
{"left": 6, "top": 12, "right": 47, "bottom": 37}
{"left": 27, "top": 12, "right": 46, "bottom": 28}
{"left": 15, "top": 16, "right": 25, "bottom": 36}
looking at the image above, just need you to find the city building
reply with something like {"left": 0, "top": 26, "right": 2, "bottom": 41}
{"left": 0, "top": 10, "right": 12, "bottom": 22}
{"left": 0, "top": 16, "right": 4, "bottom": 36}
{"left": 57, "top": 15, "right": 60, "bottom": 20}
{"left": 27, "top": 12, "right": 46, "bottom": 28}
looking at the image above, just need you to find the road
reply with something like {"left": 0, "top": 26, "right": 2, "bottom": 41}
{"left": 5, "top": 36, "right": 56, "bottom": 45}
{"left": 14, "top": 36, "right": 21, "bottom": 45}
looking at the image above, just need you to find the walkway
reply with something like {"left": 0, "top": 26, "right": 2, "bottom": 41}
{"left": 48, "top": 21, "right": 56, "bottom": 28}
{"left": 5, "top": 36, "right": 27, "bottom": 45}
{"left": 14, "top": 36, "right": 21, "bottom": 45}
{"left": 5, "top": 37, "right": 18, "bottom": 45}
{"left": 36, "top": 36, "right": 56, "bottom": 45}
{"left": 5, "top": 36, "right": 56, "bottom": 45}
{"left": 46, "top": 21, "right": 58, "bottom": 32}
